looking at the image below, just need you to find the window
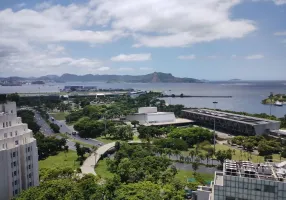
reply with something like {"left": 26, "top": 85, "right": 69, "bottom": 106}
{"left": 226, "top": 197, "right": 236, "bottom": 200}
{"left": 4, "top": 133, "right": 7, "bottom": 138}
{"left": 11, "top": 110, "right": 13, "bottom": 114}
{"left": 14, "top": 161, "right": 16, "bottom": 167}
{"left": 27, "top": 156, "right": 31, "bottom": 161}
{"left": 10, "top": 132, "right": 12, "bottom": 136}
{"left": 14, "top": 189, "right": 18, "bottom": 195}
{"left": 2, "top": 144, "right": 4, "bottom": 149}
{"left": 13, "top": 171, "right": 17, "bottom": 176}
{"left": 264, "top": 185, "right": 275, "bottom": 193}
{"left": 29, "top": 182, "right": 32, "bottom": 187}
{"left": 13, "top": 152, "right": 16, "bottom": 157}
{"left": 28, "top": 164, "right": 31, "bottom": 169}
{"left": 6, "top": 122, "right": 8, "bottom": 127}
{"left": 9, "top": 121, "right": 11, "bottom": 126}
{"left": 14, "top": 180, "right": 17, "bottom": 185}
{"left": 15, "top": 140, "right": 19, "bottom": 145}
{"left": 28, "top": 173, "right": 31, "bottom": 178}
{"left": 15, "top": 131, "right": 17, "bottom": 136}
{"left": 27, "top": 147, "right": 30, "bottom": 152}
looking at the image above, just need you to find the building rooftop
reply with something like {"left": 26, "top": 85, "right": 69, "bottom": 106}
{"left": 222, "top": 160, "right": 286, "bottom": 183}
{"left": 143, "top": 118, "right": 193, "bottom": 126}
{"left": 183, "top": 108, "right": 279, "bottom": 126}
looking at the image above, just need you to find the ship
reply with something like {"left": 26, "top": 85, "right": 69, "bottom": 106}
{"left": 274, "top": 101, "right": 283, "bottom": 107}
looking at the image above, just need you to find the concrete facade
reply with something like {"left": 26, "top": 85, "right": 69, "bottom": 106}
{"left": 0, "top": 102, "right": 39, "bottom": 200}
{"left": 126, "top": 107, "right": 176, "bottom": 125}
{"left": 182, "top": 109, "right": 281, "bottom": 135}
{"left": 195, "top": 160, "right": 286, "bottom": 200}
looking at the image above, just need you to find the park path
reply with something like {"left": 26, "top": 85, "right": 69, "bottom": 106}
{"left": 80, "top": 141, "right": 142, "bottom": 175}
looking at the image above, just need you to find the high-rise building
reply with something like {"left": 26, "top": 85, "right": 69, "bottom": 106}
{"left": 195, "top": 160, "right": 286, "bottom": 200}
{"left": 0, "top": 102, "right": 39, "bottom": 200}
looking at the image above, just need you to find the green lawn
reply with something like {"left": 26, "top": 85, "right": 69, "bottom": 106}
{"left": 95, "top": 158, "right": 114, "bottom": 180}
{"left": 39, "top": 151, "right": 80, "bottom": 170}
{"left": 175, "top": 170, "right": 214, "bottom": 183}
{"left": 180, "top": 144, "right": 285, "bottom": 163}
{"left": 96, "top": 136, "right": 117, "bottom": 144}
{"left": 50, "top": 112, "right": 69, "bottom": 120}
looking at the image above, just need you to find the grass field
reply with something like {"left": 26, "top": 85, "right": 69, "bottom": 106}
{"left": 50, "top": 112, "right": 69, "bottom": 120}
{"left": 180, "top": 144, "right": 285, "bottom": 163}
{"left": 95, "top": 159, "right": 114, "bottom": 180}
{"left": 175, "top": 170, "right": 214, "bottom": 183}
{"left": 39, "top": 151, "right": 80, "bottom": 170}
{"left": 96, "top": 136, "right": 117, "bottom": 144}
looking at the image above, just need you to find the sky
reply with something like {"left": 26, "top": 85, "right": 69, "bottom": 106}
{"left": 0, "top": 0, "right": 285, "bottom": 80}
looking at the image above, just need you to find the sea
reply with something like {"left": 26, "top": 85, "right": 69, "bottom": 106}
{"left": 1, "top": 81, "right": 286, "bottom": 118}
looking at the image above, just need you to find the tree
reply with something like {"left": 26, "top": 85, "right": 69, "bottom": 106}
{"left": 131, "top": 120, "right": 139, "bottom": 128}
{"left": 180, "top": 93, "right": 184, "bottom": 98}
{"left": 50, "top": 123, "right": 60, "bottom": 133}
{"left": 7, "top": 93, "right": 20, "bottom": 103}
{"left": 189, "top": 150, "right": 195, "bottom": 161}
{"left": 215, "top": 150, "right": 232, "bottom": 165}
{"left": 192, "top": 158, "right": 200, "bottom": 174}
{"left": 75, "top": 142, "right": 85, "bottom": 159}
{"left": 114, "top": 181, "right": 162, "bottom": 200}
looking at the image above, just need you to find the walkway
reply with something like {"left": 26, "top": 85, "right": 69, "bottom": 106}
{"left": 81, "top": 140, "right": 142, "bottom": 175}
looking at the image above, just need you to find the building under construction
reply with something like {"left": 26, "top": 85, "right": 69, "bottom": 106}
{"left": 182, "top": 109, "right": 280, "bottom": 135}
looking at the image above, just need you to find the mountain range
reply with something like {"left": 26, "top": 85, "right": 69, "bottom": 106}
{"left": 0, "top": 72, "right": 202, "bottom": 83}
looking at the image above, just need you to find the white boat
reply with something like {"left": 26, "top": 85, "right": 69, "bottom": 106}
{"left": 274, "top": 101, "right": 283, "bottom": 106}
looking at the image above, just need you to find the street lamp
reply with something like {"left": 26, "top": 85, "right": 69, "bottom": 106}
{"left": 213, "top": 101, "right": 218, "bottom": 153}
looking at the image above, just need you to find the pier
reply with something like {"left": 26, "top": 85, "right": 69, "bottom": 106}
{"left": 161, "top": 95, "right": 232, "bottom": 98}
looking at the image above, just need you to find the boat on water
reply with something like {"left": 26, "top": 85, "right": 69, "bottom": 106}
{"left": 274, "top": 101, "right": 283, "bottom": 106}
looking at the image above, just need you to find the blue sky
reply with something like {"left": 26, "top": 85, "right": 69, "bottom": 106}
{"left": 0, "top": 0, "right": 285, "bottom": 80}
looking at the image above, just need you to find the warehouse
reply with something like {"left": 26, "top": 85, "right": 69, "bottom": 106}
{"left": 182, "top": 109, "right": 280, "bottom": 135}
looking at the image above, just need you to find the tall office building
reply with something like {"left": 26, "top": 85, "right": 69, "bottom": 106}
{"left": 195, "top": 160, "right": 286, "bottom": 200}
{"left": 0, "top": 102, "right": 39, "bottom": 200}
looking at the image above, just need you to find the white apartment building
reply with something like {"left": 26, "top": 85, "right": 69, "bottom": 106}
{"left": 195, "top": 160, "right": 286, "bottom": 200}
{"left": 0, "top": 102, "right": 39, "bottom": 200}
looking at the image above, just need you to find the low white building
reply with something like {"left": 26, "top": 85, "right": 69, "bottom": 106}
{"left": 0, "top": 102, "right": 39, "bottom": 200}
{"left": 126, "top": 107, "right": 176, "bottom": 125}
{"left": 126, "top": 107, "right": 193, "bottom": 126}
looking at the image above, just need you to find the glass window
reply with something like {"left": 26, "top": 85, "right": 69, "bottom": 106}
{"left": 15, "top": 140, "right": 18, "bottom": 145}
{"left": 28, "top": 164, "right": 31, "bottom": 169}
{"left": 2, "top": 144, "right": 4, "bottom": 149}
{"left": 6, "top": 122, "right": 8, "bottom": 127}
{"left": 15, "top": 189, "right": 18, "bottom": 195}
{"left": 13, "top": 171, "right": 17, "bottom": 176}
{"left": 3, "top": 122, "right": 4, "bottom": 128}
{"left": 15, "top": 131, "right": 17, "bottom": 135}
{"left": 28, "top": 173, "right": 31, "bottom": 178}
{"left": 10, "top": 132, "right": 12, "bottom": 136}
{"left": 14, "top": 161, "right": 16, "bottom": 167}
{"left": 226, "top": 197, "right": 235, "bottom": 200}
{"left": 13, "top": 152, "right": 16, "bottom": 157}
{"left": 27, "top": 156, "right": 30, "bottom": 160}
{"left": 14, "top": 180, "right": 17, "bottom": 185}
{"left": 4, "top": 133, "right": 7, "bottom": 138}
{"left": 29, "top": 182, "right": 32, "bottom": 187}
{"left": 28, "top": 147, "right": 30, "bottom": 152}
{"left": 9, "top": 121, "right": 11, "bottom": 126}
{"left": 264, "top": 185, "right": 275, "bottom": 193}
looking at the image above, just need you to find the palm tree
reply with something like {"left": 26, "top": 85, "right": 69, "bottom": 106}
{"left": 192, "top": 158, "right": 200, "bottom": 174}
{"left": 189, "top": 150, "right": 195, "bottom": 161}
{"left": 173, "top": 149, "right": 181, "bottom": 160}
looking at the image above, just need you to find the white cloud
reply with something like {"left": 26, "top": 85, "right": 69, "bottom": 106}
{"left": 245, "top": 54, "right": 264, "bottom": 59}
{"left": 139, "top": 67, "right": 153, "bottom": 71}
{"left": 111, "top": 54, "right": 151, "bottom": 62}
{"left": 89, "top": 0, "right": 255, "bottom": 47}
{"left": 118, "top": 67, "right": 134, "bottom": 71}
{"left": 274, "top": 31, "right": 286, "bottom": 36}
{"left": 231, "top": 54, "right": 237, "bottom": 59}
{"left": 273, "top": 0, "right": 286, "bottom": 5}
{"left": 178, "top": 55, "right": 196, "bottom": 60}
{"left": 35, "top": 1, "right": 53, "bottom": 10}
{"left": 16, "top": 3, "right": 26, "bottom": 8}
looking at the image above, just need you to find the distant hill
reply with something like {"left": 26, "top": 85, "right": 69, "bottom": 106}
{"left": 1, "top": 72, "right": 202, "bottom": 83}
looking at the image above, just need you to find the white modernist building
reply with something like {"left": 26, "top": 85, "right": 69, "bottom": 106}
{"left": 195, "top": 160, "right": 286, "bottom": 200}
{"left": 126, "top": 107, "right": 176, "bottom": 125}
{"left": 0, "top": 102, "right": 39, "bottom": 200}
{"left": 126, "top": 107, "right": 193, "bottom": 126}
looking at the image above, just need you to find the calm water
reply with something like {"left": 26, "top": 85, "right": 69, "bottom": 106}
{"left": 1, "top": 81, "right": 286, "bottom": 117}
